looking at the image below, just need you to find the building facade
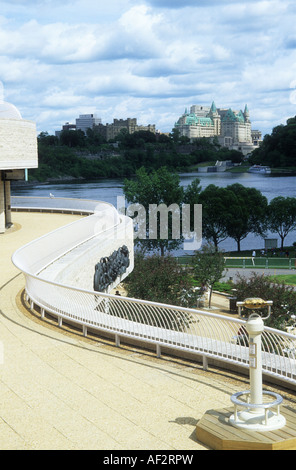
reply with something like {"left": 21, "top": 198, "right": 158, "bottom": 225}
{"left": 174, "top": 102, "right": 261, "bottom": 155}
{"left": 99, "top": 118, "right": 156, "bottom": 141}
{"left": 0, "top": 101, "right": 38, "bottom": 233}
{"left": 56, "top": 115, "right": 156, "bottom": 141}
{"left": 75, "top": 114, "right": 102, "bottom": 134}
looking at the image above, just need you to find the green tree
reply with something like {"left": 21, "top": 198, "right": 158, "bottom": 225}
{"left": 59, "top": 129, "right": 86, "bottom": 147}
{"left": 86, "top": 127, "right": 106, "bottom": 146}
{"left": 267, "top": 196, "right": 296, "bottom": 249}
{"left": 170, "top": 128, "right": 181, "bottom": 143}
{"left": 250, "top": 116, "right": 296, "bottom": 168}
{"left": 182, "top": 177, "right": 202, "bottom": 233}
{"left": 234, "top": 272, "right": 296, "bottom": 330}
{"left": 123, "top": 251, "right": 199, "bottom": 310}
{"left": 123, "top": 167, "right": 185, "bottom": 256}
{"left": 123, "top": 167, "right": 201, "bottom": 255}
{"left": 225, "top": 184, "right": 268, "bottom": 252}
{"left": 38, "top": 131, "right": 59, "bottom": 146}
{"left": 199, "top": 184, "right": 237, "bottom": 249}
{"left": 193, "top": 244, "right": 227, "bottom": 308}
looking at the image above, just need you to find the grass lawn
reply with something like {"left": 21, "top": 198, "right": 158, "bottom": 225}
{"left": 177, "top": 246, "right": 296, "bottom": 277}
{"left": 267, "top": 274, "right": 296, "bottom": 286}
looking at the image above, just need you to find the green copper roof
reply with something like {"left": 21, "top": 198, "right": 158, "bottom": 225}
{"left": 222, "top": 108, "right": 237, "bottom": 122}
{"left": 222, "top": 108, "right": 246, "bottom": 123}
{"left": 210, "top": 101, "right": 217, "bottom": 113}
{"left": 237, "top": 110, "right": 245, "bottom": 122}
{"left": 176, "top": 102, "right": 250, "bottom": 128}
{"left": 185, "top": 114, "right": 213, "bottom": 126}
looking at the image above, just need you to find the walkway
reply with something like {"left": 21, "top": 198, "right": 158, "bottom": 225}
{"left": 0, "top": 212, "right": 294, "bottom": 450}
{"left": 222, "top": 267, "right": 296, "bottom": 283}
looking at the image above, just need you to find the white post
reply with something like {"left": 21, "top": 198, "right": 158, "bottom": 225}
{"left": 245, "top": 315, "right": 264, "bottom": 412}
{"left": 230, "top": 299, "right": 286, "bottom": 431}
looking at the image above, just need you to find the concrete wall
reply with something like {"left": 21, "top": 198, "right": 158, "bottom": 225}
{"left": 0, "top": 119, "right": 37, "bottom": 170}
{"left": 0, "top": 179, "right": 4, "bottom": 233}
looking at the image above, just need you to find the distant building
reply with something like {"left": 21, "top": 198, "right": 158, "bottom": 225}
{"left": 55, "top": 121, "right": 76, "bottom": 138}
{"left": 251, "top": 130, "right": 262, "bottom": 147}
{"left": 62, "top": 122, "right": 76, "bottom": 131}
{"left": 94, "top": 118, "right": 156, "bottom": 141}
{"left": 174, "top": 102, "right": 262, "bottom": 155}
{"left": 75, "top": 114, "right": 102, "bottom": 134}
{"left": 56, "top": 115, "right": 156, "bottom": 141}
{"left": 0, "top": 101, "right": 38, "bottom": 233}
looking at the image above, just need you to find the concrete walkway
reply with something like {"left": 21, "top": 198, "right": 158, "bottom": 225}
{"left": 0, "top": 212, "right": 294, "bottom": 450}
{"left": 222, "top": 267, "right": 296, "bottom": 283}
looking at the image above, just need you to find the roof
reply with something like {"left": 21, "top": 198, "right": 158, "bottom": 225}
{"left": 0, "top": 101, "right": 22, "bottom": 120}
{"left": 185, "top": 114, "right": 213, "bottom": 126}
{"left": 222, "top": 108, "right": 246, "bottom": 123}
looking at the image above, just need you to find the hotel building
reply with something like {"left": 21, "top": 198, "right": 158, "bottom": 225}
{"left": 174, "top": 102, "right": 261, "bottom": 155}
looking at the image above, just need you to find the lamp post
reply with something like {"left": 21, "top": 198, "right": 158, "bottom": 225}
{"left": 229, "top": 298, "right": 286, "bottom": 431}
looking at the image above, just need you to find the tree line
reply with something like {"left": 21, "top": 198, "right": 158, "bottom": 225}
{"left": 122, "top": 167, "right": 296, "bottom": 332}
{"left": 123, "top": 166, "right": 296, "bottom": 254}
{"left": 30, "top": 113, "right": 296, "bottom": 181}
{"left": 250, "top": 116, "right": 296, "bottom": 168}
{"left": 30, "top": 129, "right": 244, "bottom": 182}
{"left": 123, "top": 250, "right": 296, "bottom": 331}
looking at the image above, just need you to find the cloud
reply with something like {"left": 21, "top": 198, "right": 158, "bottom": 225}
{"left": 0, "top": 5, "right": 164, "bottom": 64}
{"left": 0, "top": 0, "right": 295, "bottom": 138}
{"left": 145, "top": 0, "right": 258, "bottom": 8}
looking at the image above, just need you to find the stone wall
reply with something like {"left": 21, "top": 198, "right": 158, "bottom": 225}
{"left": 0, "top": 119, "right": 37, "bottom": 170}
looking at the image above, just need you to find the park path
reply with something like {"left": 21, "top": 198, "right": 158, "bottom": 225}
{"left": 222, "top": 267, "right": 296, "bottom": 284}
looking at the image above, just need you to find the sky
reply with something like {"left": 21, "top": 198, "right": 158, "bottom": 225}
{"left": 0, "top": 0, "right": 296, "bottom": 137}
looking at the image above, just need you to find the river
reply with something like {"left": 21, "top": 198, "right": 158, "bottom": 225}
{"left": 11, "top": 171, "right": 296, "bottom": 254}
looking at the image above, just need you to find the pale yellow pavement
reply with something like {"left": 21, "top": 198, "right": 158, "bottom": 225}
{"left": 0, "top": 212, "right": 291, "bottom": 451}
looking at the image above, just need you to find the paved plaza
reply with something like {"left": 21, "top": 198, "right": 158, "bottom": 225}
{"left": 0, "top": 212, "right": 295, "bottom": 450}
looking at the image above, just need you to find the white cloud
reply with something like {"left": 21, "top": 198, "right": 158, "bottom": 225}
{"left": 0, "top": 0, "right": 295, "bottom": 137}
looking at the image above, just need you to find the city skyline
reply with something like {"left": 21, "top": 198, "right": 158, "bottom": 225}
{"left": 0, "top": 0, "right": 296, "bottom": 138}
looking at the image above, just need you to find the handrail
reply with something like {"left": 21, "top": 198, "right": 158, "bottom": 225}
{"left": 11, "top": 198, "right": 296, "bottom": 389}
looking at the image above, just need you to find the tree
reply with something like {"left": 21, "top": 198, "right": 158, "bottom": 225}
{"left": 267, "top": 196, "right": 296, "bottom": 249}
{"left": 225, "top": 184, "right": 268, "bottom": 252}
{"left": 192, "top": 244, "right": 227, "bottom": 308}
{"left": 59, "top": 129, "right": 86, "bottom": 148}
{"left": 249, "top": 116, "right": 296, "bottom": 168}
{"left": 38, "top": 131, "right": 59, "bottom": 146}
{"left": 123, "top": 251, "right": 199, "bottom": 309}
{"left": 170, "top": 128, "right": 181, "bottom": 143}
{"left": 182, "top": 177, "right": 202, "bottom": 233}
{"left": 234, "top": 272, "right": 296, "bottom": 330}
{"left": 86, "top": 127, "right": 106, "bottom": 146}
{"left": 199, "top": 184, "right": 236, "bottom": 249}
{"left": 123, "top": 166, "right": 201, "bottom": 256}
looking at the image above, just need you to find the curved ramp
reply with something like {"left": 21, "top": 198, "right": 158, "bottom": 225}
{"left": 11, "top": 199, "right": 296, "bottom": 390}
{"left": 12, "top": 200, "right": 134, "bottom": 292}
{"left": 1, "top": 211, "right": 232, "bottom": 450}
{"left": 2, "top": 207, "right": 296, "bottom": 449}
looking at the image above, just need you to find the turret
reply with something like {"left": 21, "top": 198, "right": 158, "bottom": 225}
{"left": 244, "top": 104, "right": 250, "bottom": 122}
{"left": 209, "top": 101, "right": 220, "bottom": 135}
{"left": 209, "top": 101, "right": 218, "bottom": 116}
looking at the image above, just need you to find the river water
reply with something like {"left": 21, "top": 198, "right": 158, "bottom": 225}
{"left": 11, "top": 171, "right": 296, "bottom": 254}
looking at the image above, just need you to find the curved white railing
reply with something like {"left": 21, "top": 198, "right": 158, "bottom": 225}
{"left": 11, "top": 198, "right": 296, "bottom": 388}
